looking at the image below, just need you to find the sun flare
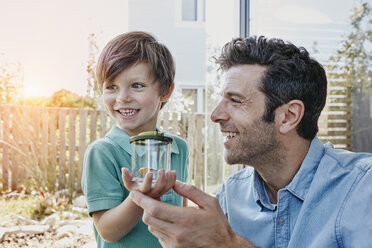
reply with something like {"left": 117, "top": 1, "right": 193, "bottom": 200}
{"left": 23, "top": 82, "right": 42, "bottom": 98}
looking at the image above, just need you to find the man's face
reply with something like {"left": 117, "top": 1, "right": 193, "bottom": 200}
{"left": 210, "top": 64, "right": 280, "bottom": 165}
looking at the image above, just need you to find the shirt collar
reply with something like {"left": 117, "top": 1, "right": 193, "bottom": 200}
{"left": 105, "top": 126, "right": 179, "bottom": 155}
{"left": 286, "top": 137, "right": 325, "bottom": 201}
{"left": 253, "top": 170, "right": 277, "bottom": 211}
{"left": 253, "top": 137, "right": 325, "bottom": 209}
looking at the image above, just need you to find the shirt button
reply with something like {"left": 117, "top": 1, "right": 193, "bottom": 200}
{"left": 278, "top": 219, "right": 285, "bottom": 225}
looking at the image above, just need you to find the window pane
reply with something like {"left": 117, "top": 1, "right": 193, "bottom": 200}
{"left": 182, "top": 0, "right": 197, "bottom": 21}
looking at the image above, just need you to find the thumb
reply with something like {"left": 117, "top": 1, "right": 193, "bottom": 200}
{"left": 173, "top": 181, "right": 214, "bottom": 209}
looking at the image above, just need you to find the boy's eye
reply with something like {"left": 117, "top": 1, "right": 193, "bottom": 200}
{"left": 106, "top": 85, "right": 117, "bottom": 90}
{"left": 132, "top": 82, "right": 145, "bottom": 89}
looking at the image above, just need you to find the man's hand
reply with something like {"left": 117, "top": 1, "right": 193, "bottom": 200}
{"left": 130, "top": 181, "right": 254, "bottom": 248}
{"left": 122, "top": 168, "right": 176, "bottom": 199}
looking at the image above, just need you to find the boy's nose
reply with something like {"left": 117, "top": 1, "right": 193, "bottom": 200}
{"left": 117, "top": 89, "right": 131, "bottom": 103}
{"left": 211, "top": 101, "right": 228, "bottom": 123}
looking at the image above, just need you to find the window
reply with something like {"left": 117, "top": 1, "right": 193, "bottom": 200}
{"left": 182, "top": 0, "right": 197, "bottom": 21}
{"left": 178, "top": 0, "right": 205, "bottom": 24}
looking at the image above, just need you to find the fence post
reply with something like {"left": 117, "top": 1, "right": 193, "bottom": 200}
{"left": 78, "top": 109, "right": 87, "bottom": 193}
{"left": 162, "top": 112, "right": 169, "bottom": 132}
{"left": 186, "top": 113, "right": 195, "bottom": 186}
{"left": 99, "top": 111, "right": 107, "bottom": 138}
{"left": 58, "top": 108, "right": 66, "bottom": 189}
{"left": 90, "top": 110, "right": 97, "bottom": 143}
{"left": 49, "top": 108, "right": 57, "bottom": 192}
{"left": 68, "top": 109, "right": 77, "bottom": 193}
{"left": 11, "top": 106, "right": 19, "bottom": 191}
{"left": 2, "top": 105, "right": 9, "bottom": 190}
{"left": 195, "top": 114, "right": 204, "bottom": 190}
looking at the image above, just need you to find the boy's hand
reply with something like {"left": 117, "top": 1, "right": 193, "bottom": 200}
{"left": 122, "top": 168, "right": 176, "bottom": 199}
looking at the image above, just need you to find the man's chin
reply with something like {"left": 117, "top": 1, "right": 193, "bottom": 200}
{"left": 224, "top": 154, "right": 239, "bottom": 165}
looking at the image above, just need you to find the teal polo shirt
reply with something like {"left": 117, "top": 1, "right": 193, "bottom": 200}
{"left": 81, "top": 126, "right": 189, "bottom": 248}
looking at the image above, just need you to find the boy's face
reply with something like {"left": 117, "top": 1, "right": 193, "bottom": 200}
{"left": 102, "top": 62, "right": 171, "bottom": 136}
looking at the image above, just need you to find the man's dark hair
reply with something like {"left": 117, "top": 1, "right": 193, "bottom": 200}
{"left": 215, "top": 36, "right": 327, "bottom": 140}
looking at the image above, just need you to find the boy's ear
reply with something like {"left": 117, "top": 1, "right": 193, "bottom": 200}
{"left": 160, "top": 82, "right": 175, "bottom": 102}
{"left": 276, "top": 100, "right": 304, "bottom": 134}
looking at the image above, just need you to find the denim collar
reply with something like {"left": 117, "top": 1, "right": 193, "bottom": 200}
{"left": 253, "top": 137, "right": 325, "bottom": 210}
{"left": 286, "top": 137, "right": 325, "bottom": 201}
{"left": 253, "top": 170, "right": 277, "bottom": 211}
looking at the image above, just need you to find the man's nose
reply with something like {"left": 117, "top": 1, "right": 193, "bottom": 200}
{"left": 210, "top": 101, "right": 228, "bottom": 123}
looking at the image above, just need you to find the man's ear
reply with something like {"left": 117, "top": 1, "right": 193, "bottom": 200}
{"left": 160, "top": 82, "right": 175, "bottom": 102}
{"left": 276, "top": 100, "right": 305, "bottom": 134}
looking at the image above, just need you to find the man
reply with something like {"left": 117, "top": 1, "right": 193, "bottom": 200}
{"left": 128, "top": 36, "right": 372, "bottom": 247}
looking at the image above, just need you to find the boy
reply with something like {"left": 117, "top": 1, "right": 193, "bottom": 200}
{"left": 81, "top": 31, "right": 189, "bottom": 247}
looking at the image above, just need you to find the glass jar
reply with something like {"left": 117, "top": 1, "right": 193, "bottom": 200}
{"left": 129, "top": 131, "right": 172, "bottom": 182}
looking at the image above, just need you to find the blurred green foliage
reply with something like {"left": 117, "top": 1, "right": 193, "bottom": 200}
{"left": 47, "top": 89, "right": 97, "bottom": 109}
{"left": 17, "top": 89, "right": 97, "bottom": 109}
{"left": 0, "top": 60, "right": 22, "bottom": 104}
{"left": 328, "top": 2, "right": 372, "bottom": 93}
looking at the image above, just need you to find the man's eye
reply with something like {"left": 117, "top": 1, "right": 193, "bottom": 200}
{"left": 231, "top": 98, "right": 242, "bottom": 104}
{"left": 132, "top": 83, "right": 144, "bottom": 89}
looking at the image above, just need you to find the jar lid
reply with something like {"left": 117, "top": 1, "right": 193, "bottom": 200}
{"left": 129, "top": 131, "right": 173, "bottom": 143}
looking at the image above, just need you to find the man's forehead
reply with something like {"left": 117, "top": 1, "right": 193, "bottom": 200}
{"left": 221, "top": 65, "right": 265, "bottom": 96}
{"left": 219, "top": 87, "right": 246, "bottom": 98}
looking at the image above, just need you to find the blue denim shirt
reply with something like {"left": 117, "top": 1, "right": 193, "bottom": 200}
{"left": 216, "top": 137, "right": 372, "bottom": 248}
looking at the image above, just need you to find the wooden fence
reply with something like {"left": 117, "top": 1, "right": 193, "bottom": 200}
{"left": 0, "top": 83, "right": 352, "bottom": 193}
{"left": 0, "top": 106, "right": 209, "bottom": 193}
{"left": 318, "top": 79, "right": 352, "bottom": 150}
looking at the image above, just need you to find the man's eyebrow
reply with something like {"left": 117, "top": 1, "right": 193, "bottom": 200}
{"left": 224, "top": 91, "right": 245, "bottom": 99}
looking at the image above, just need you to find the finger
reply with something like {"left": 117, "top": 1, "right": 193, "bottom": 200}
{"left": 159, "top": 170, "right": 176, "bottom": 196}
{"left": 144, "top": 211, "right": 190, "bottom": 248}
{"left": 143, "top": 211, "right": 173, "bottom": 230}
{"left": 151, "top": 230, "right": 172, "bottom": 248}
{"left": 143, "top": 211, "right": 179, "bottom": 246}
{"left": 173, "top": 181, "right": 214, "bottom": 209}
{"left": 130, "top": 191, "right": 184, "bottom": 222}
{"left": 148, "top": 227, "right": 175, "bottom": 248}
{"left": 141, "top": 172, "right": 153, "bottom": 193}
{"left": 150, "top": 169, "right": 166, "bottom": 196}
{"left": 169, "top": 170, "right": 177, "bottom": 188}
{"left": 122, "top": 168, "right": 134, "bottom": 190}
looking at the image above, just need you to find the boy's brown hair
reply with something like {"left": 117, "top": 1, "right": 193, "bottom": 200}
{"left": 96, "top": 31, "right": 175, "bottom": 99}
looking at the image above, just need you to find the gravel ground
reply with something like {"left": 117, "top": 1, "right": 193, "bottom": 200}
{"left": 0, "top": 230, "right": 96, "bottom": 248}
{"left": 0, "top": 215, "right": 96, "bottom": 248}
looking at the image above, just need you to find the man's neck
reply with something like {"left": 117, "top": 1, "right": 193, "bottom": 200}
{"left": 255, "top": 137, "right": 311, "bottom": 204}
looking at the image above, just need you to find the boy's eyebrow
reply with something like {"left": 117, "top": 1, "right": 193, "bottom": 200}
{"left": 103, "top": 80, "right": 115, "bottom": 86}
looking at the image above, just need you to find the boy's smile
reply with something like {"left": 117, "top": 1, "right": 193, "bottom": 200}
{"left": 116, "top": 108, "right": 139, "bottom": 119}
{"left": 103, "top": 62, "right": 170, "bottom": 136}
